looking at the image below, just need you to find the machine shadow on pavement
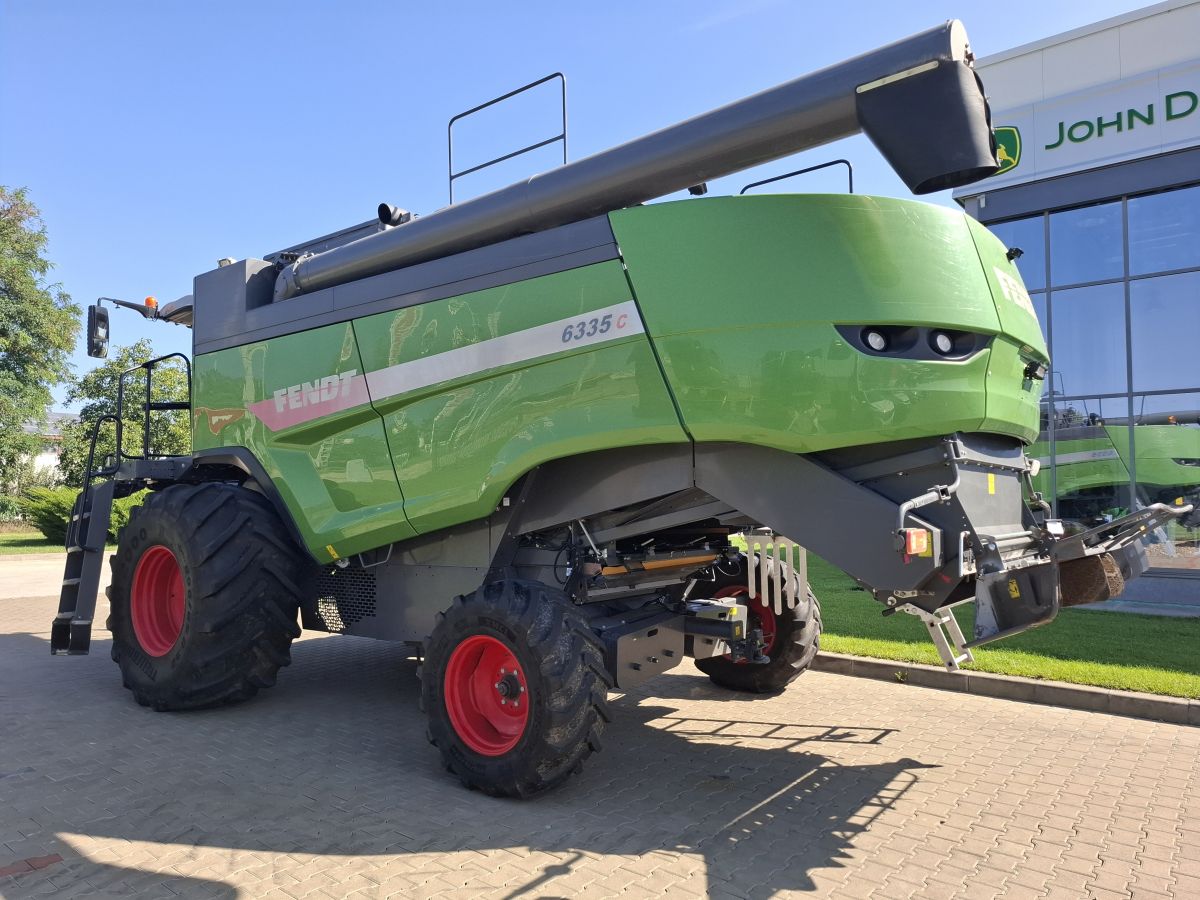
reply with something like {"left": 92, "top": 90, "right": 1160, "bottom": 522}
{"left": 1, "top": 629, "right": 936, "bottom": 898}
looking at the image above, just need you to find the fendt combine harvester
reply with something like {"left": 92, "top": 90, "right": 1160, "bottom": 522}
{"left": 55, "top": 21, "right": 1190, "bottom": 796}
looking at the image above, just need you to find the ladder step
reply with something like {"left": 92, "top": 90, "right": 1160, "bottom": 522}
{"left": 61, "top": 578, "right": 81, "bottom": 587}
{"left": 68, "top": 620, "right": 93, "bottom": 655}
{"left": 67, "top": 546, "right": 83, "bottom": 554}
{"left": 50, "top": 618, "right": 71, "bottom": 654}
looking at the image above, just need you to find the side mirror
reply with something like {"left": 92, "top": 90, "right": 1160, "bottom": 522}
{"left": 87, "top": 304, "right": 110, "bottom": 358}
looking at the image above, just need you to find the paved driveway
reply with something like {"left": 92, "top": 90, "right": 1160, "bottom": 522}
{"left": 0, "top": 553, "right": 111, "bottom": 603}
{"left": 1, "top": 575, "right": 1198, "bottom": 898}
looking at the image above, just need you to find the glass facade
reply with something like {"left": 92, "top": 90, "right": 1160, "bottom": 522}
{"left": 990, "top": 182, "right": 1200, "bottom": 574}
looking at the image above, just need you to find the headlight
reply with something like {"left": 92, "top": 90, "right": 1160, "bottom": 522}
{"left": 931, "top": 332, "right": 954, "bottom": 355}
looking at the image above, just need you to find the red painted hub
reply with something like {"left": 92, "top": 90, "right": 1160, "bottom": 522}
{"left": 130, "top": 545, "right": 185, "bottom": 657}
{"left": 715, "top": 585, "right": 777, "bottom": 662}
{"left": 444, "top": 634, "right": 529, "bottom": 756}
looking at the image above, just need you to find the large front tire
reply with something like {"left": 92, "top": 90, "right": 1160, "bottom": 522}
{"left": 107, "top": 483, "right": 310, "bottom": 710}
{"left": 694, "top": 555, "right": 822, "bottom": 694}
{"left": 421, "top": 579, "right": 612, "bottom": 797}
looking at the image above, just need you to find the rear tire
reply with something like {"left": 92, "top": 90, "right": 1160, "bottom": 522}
{"left": 107, "top": 483, "right": 311, "bottom": 710}
{"left": 420, "top": 579, "right": 612, "bottom": 797}
{"left": 694, "top": 554, "right": 822, "bottom": 694}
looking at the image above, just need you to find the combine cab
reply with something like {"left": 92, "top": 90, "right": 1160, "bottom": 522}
{"left": 53, "top": 20, "right": 1189, "bottom": 797}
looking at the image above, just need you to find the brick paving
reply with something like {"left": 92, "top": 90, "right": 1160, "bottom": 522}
{"left": 1, "top": 582, "right": 1198, "bottom": 898}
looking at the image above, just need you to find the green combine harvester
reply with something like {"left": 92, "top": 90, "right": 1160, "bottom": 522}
{"left": 55, "top": 21, "right": 1189, "bottom": 797}
{"left": 1031, "top": 408, "right": 1200, "bottom": 529}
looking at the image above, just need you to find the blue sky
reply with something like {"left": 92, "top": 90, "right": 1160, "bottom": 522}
{"left": 1, "top": 0, "right": 1148, "bottom": 409}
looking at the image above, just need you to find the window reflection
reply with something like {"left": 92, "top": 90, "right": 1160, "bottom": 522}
{"left": 1032, "top": 397, "right": 1132, "bottom": 524}
{"left": 984, "top": 183, "right": 1200, "bottom": 577}
{"left": 1134, "top": 394, "right": 1200, "bottom": 418}
{"left": 1130, "top": 271, "right": 1200, "bottom": 393}
{"left": 988, "top": 216, "right": 1046, "bottom": 290}
{"left": 1128, "top": 185, "right": 1200, "bottom": 276}
{"left": 1030, "top": 293, "right": 1047, "bottom": 344}
{"left": 1049, "top": 202, "right": 1123, "bottom": 286}
{"left": 1131, "top": 393, "right": 1200, "bottom": 570}
{"left": 1031, "top": 293, "right": 1048, "bottom": 397}
{"left": 1048, "top": 282, "right": 1127, "bottom": 396}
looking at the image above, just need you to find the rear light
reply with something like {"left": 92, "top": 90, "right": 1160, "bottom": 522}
{"left": 900, "top": 527, "right": 931, "bottom": 557}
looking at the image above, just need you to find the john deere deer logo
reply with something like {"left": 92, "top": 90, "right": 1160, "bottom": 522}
{"left": 994, "top": 126, "right": 1021, "bottom": 175}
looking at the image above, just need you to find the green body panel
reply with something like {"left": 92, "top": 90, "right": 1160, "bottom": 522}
{"left": 352, "top": 261, "right": 687, "bottom": 535}
{"left": 192, "top": 194, "right": 1050, "bottom": 560}
{"left": 965, "top": 216, "right": 1046, "bottom": 440}
{"left": 611, "top": 195, "right": 1045, "bottom": 452}
{"left": 192, "top": 321, "right": 416, "bottom": 558}
{"left": 964, "top": 216, "right": 1046, "bottom": 355}
{"left": 980, "top": 337, "right": 1043, "bottom": 441}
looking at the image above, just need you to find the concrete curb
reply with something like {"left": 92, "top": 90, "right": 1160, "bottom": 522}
{"left": 813, "top": 651, "right": 1199, "bottom": 727}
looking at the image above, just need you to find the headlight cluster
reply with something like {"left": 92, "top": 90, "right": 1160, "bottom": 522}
{"left": 836, "top": 324, "right": 989, "bottom": 362}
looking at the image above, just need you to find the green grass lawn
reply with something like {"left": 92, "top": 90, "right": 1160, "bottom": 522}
{"left": 0, "top": 531, "right": 62, "bottom": 555}
{"left": 0, "top": 531, "right": 116, "bottom": 555}
{"left": 806, "top": 555, "right": 1200, "bottom": 699}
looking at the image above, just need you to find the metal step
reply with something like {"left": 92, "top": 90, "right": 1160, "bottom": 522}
{"left": 898, "top": 600, "right": 975, "bottom": 671}
{"left": 50, "top": 480, "right": 114, "bottom": 656}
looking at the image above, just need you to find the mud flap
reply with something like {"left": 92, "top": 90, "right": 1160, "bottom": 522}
{"left": 968, "top": 564, "right": 1059, "bottom": 648}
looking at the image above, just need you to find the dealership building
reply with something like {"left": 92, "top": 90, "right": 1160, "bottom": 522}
{"left": 955, "top": 0, "right": 1200, "bottom": 579}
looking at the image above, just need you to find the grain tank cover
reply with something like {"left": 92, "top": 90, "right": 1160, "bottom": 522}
{"left": 274, "top": 20, "right": 997, "bottom": 301}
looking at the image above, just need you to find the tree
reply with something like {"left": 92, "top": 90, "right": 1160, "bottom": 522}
{"left": 0, "top": 187, "right": 80, "bottom": 488}
{"left": 57, "top": 339, "right": 190, "bottom": 487}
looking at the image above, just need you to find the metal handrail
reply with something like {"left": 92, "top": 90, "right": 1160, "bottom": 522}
{"left": 66, "top": 353, "right": 192, "bottom": 551}
{"left": 117, "top": 352, "right": 193, "bottom": 460}
{"left": 448, "top": 72, "right": 566, "bottom": 204}
{"left": 740, "top": 159, "right": 854, "bottom": 195}
{"left": 67, "top": 413, "right": 120, "bottom": 550}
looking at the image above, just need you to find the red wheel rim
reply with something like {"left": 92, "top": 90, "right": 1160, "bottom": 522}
{"left": 715, "top": 585, "right": 777, "bottom": 662}
{"left": 130, "top": 545, "right": 185, "bottom": 657}
{"left": 443, "top": 634, "right": 529, "bottom": 756}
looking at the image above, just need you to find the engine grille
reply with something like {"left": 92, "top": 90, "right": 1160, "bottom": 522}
{"left": 313, "top": 567, "right": 377, "bottom": 633}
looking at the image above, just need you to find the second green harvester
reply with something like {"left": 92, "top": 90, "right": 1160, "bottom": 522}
{"left": 1031, "top": 409, "right": 1200, "bottom": 530}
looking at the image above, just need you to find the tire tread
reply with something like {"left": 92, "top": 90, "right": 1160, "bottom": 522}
{"left": 695, "top": 554, "right": 822, "bottom": 694}
{"left": 420, "top": 579, "right": 612, "bottom": 798}
{"left": 107, "top": 483, "right": 311, "bottom": 711}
